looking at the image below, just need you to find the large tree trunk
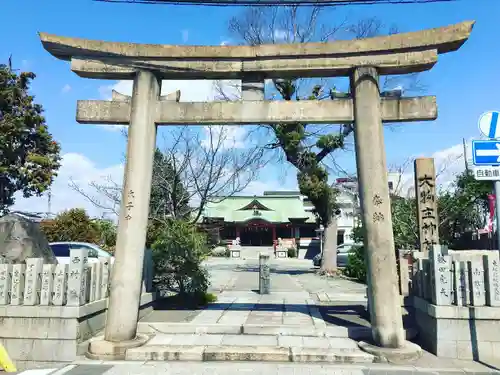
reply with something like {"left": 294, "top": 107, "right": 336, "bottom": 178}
{"left": 320, "top": 217, "right": 338, "bottom": 274}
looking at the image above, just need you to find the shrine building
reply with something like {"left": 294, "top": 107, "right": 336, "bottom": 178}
{"left": 201, "top": 191, "right": 356, "bottom": 247}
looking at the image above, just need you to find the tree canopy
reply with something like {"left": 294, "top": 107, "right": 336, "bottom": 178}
{"left": 225, "top": 7, "right": 422, "bottom": 226}
{"left": 345, "top": 169, "right": 493, "bottom": 282}
{"left": 0, "top": 62, "right": 61, "bottom": 214}
{"left": 390, "top": 169, "right": 492, "bottom": 250}
{"left": 40, "top": 208, "right": 100, "bottom": 243}
{"left": 223, "top": 7, "right": 423, "bottom": 273}
{"left": 149, "top": 148, "right": 191, "bottom": 222}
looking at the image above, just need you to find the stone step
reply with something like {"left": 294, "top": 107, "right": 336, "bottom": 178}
{"left": 137, "top": 322, "right": 418, "bottom": 340}
{"left": 125, "top": 344, "right": 375, "bottom": 363}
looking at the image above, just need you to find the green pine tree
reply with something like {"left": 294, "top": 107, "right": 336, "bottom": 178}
{"left": 0, "top": 62, "right": 61, "bottom": 214}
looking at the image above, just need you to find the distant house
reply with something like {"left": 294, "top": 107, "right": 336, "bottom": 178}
{"left": 9, "top": 211, "right": 48, "bottom": 223}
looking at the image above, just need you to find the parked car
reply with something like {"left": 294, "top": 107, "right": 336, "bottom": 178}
{"left": 49, "top": 242, "right": 114, "bottom": 264}
{"left": 313, "top": 243, "right": 361, "bottom": 267}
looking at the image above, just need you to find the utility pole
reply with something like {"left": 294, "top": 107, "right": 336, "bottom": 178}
{"left": 463, "top": 138, "right": 469, "bottom": 172}
{"left": 47, "top": 189, "right": 52, "bottom": 218}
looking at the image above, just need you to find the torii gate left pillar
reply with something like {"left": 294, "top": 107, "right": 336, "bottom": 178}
{"left": 90, "top": 70, "right": 161, "bottom": 357}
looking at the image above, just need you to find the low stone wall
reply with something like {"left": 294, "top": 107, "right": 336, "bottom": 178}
{"left": 409, "top": 245, "right": 500, "bottom": 362}
{"left": 0, "top": 292, "right": 154, "bottom": 370}
{"left": 414, "top": 296, "right": 499, "bottom": 360}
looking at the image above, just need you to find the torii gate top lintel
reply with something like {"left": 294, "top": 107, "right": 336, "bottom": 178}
{"left": 38, "top": 20, "right": 474, "bottom": 81}
{"left": 39, "top": 20, "right": 473, "bottom": 60}
{"left": 40, "top": 21, "right": 474, "bottom": 126}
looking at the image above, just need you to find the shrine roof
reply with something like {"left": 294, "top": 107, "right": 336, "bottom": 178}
{"left": 202, "top": 195, "right": 315, "bottom": 224}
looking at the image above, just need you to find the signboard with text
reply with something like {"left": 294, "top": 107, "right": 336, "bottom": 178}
{"left": 473, "top": 166, "right": 500, "bottom": 181}
{"left": 473, "top": 112, "right": 500, "bottom": 181}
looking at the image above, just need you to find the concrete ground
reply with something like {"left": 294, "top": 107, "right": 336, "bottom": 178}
{"left": 20, "top": 359, "right": 500, "bottom": 375}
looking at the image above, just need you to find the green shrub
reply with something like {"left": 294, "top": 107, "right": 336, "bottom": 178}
{"left": 201, "top": 292, "right": 218, "bottom": 304}
{"left": 40, "top": 208, "right": 100, "bottom": 243}
{"left": 159, "top": 291, "right": 218, "bottom": 309}
{"left": 152, "top": 220, "right": 211, "bottom": 298}
{"left": 287, "top": 247, "right": 297, "bottom": 258}
{"left": 343, "top": 245, "right": 367, "bottom": 283}
{"left": 146, "top": 220, "right": 165, "bottom": 248}
{"left": 93, "top": 219, "right": 117, "bottom": 254}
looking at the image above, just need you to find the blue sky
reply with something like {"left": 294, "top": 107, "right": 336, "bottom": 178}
{"left": 1, "top": 0, "right": 499, "bottom": 216}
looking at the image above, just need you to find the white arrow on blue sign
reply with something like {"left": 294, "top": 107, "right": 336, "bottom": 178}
{"left": 472, "top": 140, "right": 500, "bottom": 165}
{"left": 478, "top": 111, "right": 500, "bottom": 139}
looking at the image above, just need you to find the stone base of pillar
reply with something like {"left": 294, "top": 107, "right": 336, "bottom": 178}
{"left": 358, "top": 340, "right": 423, "bottom": 363}
{"left": 86, "top": 334, "right": 151, "bottom": 360}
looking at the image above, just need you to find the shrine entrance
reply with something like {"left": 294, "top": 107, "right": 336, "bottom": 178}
{"left": 240, "top": 220, "right": 274, "bottom": 246}
{"left": 39, "top": 20, "right": 473, "bottom": 357}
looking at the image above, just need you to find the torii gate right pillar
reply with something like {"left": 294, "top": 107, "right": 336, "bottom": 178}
{"left": 351, "top": 67, "right": 407, "bottom": 351}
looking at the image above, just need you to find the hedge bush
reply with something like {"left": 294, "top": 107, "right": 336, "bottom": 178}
{"left": 343, "top": 245, "right": 366, "bottom": 283}
{"left": 152, "top": 219, "right": 211, "bottom": 298}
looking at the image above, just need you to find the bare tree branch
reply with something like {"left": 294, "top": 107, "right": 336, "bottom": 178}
{"left": 70, "top": 124, "right": 268, "bottom": 224}
{"left": 220, "top": 7, "right": 426, "bottom": 184}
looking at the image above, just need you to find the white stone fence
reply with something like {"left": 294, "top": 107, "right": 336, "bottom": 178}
{"left": 0, "top": 248, "right": 154, "bottom": 307}
{"left": 409, "top": 245, "right": 500, "bottom": 307}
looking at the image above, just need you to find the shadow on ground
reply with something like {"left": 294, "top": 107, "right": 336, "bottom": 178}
{"left": 146, "top": 297, "right": 416, "bottom": 331}
{"left": 234, "top": 266, "right": 316, "bottom": 276}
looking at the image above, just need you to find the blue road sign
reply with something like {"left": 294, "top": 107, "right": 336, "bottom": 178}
{"left": 472, "top": 140, "right": 500, "bottom": 166}
{"left": 478, "top": 111, "right": 500, "bottom": 139}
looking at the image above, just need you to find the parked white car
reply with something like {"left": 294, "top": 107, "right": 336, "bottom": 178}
{"left": 313, "top": 243, "right": 362, "bottom": 267}
{"left": 49, "top": 242, "right": 114, "bottom": 264}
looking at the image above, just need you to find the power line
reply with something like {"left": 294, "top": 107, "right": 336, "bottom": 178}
{"left": 94, "top": 0, "right": 461, "bottom": 6}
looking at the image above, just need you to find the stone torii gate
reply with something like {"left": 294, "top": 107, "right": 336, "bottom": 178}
{"left": 39, "top": 20, "right": 473, "bottom": 360}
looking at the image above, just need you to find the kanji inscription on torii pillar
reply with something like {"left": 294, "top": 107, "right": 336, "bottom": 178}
{"left": 414, "top": 158, "right": 439, "bottom": 254}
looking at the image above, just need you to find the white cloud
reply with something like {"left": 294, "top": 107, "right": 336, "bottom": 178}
{"left": 200, "top": 126, "right": 248, "bottom": 150}
{"left": 11, "top": 142, "right": 470, "bottom": 220}
{"left": 181, "top": 29, "right": 189, "bottom": 43}
{"left": 97, "top": 79, "right": 223, "bottom": 132}
{"left": 12, "top": 153, "right": 123, "bottom": 219}
{"left": 242, "top": 179, "right": 297, "bottom": 196}
{"left": 61, "top": 84, "right": 71, "bottom": 93}
{"left": 391, "top": 142, "right": 468, "bottom": 197}
{"left": 99, "top": 79, "right": 222, "bottom": 102}
{"left": 273, "top": 29, "right": 289, "bottom": 42}
{"left": 97, "top": 79, "right": 244, "bottom": 146}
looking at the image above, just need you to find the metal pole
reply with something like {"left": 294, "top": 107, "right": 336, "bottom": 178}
{"left": 463, "top": 138, "right": 469, "bottom": 172}
{"left": 495, "top": 181, "right": 500, "bottom": 252}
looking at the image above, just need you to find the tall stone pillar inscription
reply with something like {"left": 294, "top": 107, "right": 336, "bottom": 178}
{"left": 414, "top": 158, "right": 439, "bottom": 255}
{"left": 350, "top": 67, "right": 405, "bottom": 349}
{"left": 104, "top": 70, "right": 160, "bottom": 343}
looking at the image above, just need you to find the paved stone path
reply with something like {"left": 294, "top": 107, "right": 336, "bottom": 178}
{"left": 123, "top": 255, "right": 495, "bottom": 372}
{"left": 40, "top": 360, "right": 500, "bottom": 375}
{"left": 141, "top": 257, "right": 371, "bottom": 328}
